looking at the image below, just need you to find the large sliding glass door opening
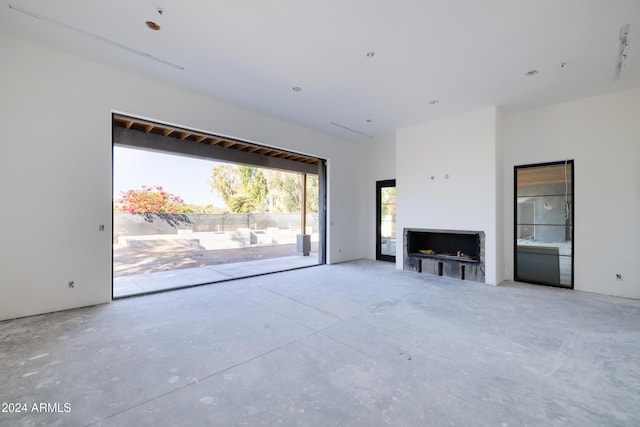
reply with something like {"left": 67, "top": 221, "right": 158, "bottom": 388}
{"left": 112, "top": 115, "right": 326, "bottom": 298}
{"left": 515, "top": 160, "right": 574, "bottom": 288}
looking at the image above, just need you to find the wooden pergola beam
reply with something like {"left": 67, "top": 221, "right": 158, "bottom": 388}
{"left": 112, "top": 114, "right": 320, "bottom": 169}
{"left": 301, "top": 173, "right": 307, "bottom": 234}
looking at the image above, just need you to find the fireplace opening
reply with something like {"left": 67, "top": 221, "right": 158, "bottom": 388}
{"left": 407, "top": 230, "right": 480, "bottom": 262}
{"left": 403, "top": 228, "right": 485, "bottom": 283}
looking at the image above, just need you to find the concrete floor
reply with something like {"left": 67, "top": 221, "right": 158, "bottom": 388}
{"left": 1, "top": 259, "right": 640, "bottom": 426}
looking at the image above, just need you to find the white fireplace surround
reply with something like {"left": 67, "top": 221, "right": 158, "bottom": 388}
{"left": 396, "top": 107, "right": 501, "bottom": 285}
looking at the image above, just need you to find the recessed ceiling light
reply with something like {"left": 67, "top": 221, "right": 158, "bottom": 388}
{"left": 525, "top": 69, "right": 539, "bottom": 76}
{"left": 292, "top": 86, "right": 302, "bottom": 92}
{"left": 429, "top": 100, "right": 439, "bottom": 105}
{"left": 366, "top": 52, "right": 375, "bottom": 58}
{"left": 145, "top": 21, "right": 161, "bottom": 31}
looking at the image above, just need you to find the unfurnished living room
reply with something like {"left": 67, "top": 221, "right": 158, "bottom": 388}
{"left": 1, "top": 1, "right": 639, "bottom": 426}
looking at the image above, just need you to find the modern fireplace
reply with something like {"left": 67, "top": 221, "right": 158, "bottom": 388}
{"left": 403, "top": 228, "right": 485, "bottom": 282}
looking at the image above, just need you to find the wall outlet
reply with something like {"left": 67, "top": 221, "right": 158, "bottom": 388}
{"left": 68, "top": 281, "right": 75, "bottom": 288}
{"left": 616, "top": 274, "right": 623, "bottom": 280}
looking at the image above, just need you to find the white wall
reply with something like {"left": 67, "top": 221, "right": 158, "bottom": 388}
{"left": 3, "top": 34, "right": 636, "bottom": 322}
{"left": 363, "top": 139, "right": 397, "bottom": 259}
{"left": 396, "top": 107, "right": 501, "bottom": 284}
{"left": 494, "top": 109, "right": 506, "bottom": 284}
{"left": 503, "top": 88, "right": 640, "bottom": 299}
{"left": 0, "top": 34, "right": 370, "bottom": 321}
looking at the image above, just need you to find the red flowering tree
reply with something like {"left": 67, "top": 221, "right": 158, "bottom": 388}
{"left": 118, "top": 185, "right": 193, "bottom": 227}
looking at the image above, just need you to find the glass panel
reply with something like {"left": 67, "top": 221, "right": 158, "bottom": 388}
{"left": 113, "top": 146, "right": 321, "bottom": 298}
{"left": 380, "top": 186, "right": 396, "bottom": 257}
{"left": 515, "top": 162, "right": 573, "bottom": 288}
{"left": 516, "top": 195, "right": 573, "bottom": 227}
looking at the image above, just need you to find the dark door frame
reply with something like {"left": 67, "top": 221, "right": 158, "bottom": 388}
{"left": 376, "top": 179, "right": 396, "bottom": 263}
{"left": 514, "top": 160, "right": 574, "bottom": 289}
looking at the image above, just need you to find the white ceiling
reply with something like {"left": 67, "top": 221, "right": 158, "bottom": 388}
{"left": 1, "top": 1, "right": 639, "bottom": 143}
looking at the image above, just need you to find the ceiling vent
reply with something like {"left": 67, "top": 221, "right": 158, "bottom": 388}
{"left": 615, "top": 24, "right": 631, "bottom": 80}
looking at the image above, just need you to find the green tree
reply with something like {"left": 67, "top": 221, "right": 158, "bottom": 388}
{"left": 209, "top": 165, "right": 239, "bottom": 206}
{"left": 210, "top": 164, "right": 319, "bottom": 214}
{"left": 381, "top": 186, "right": 396, "bottom": 217}
{"left": 305, "top": 174, "right": 319, "bottom": 214}
{"left": 209, "top": 165, "right": 268, "bottom": 213}
{"left": 263, "top": 170, "right": 302, "bottom": 213}
{"left": 237, "top": 166, "right": 268, "bottom": 212}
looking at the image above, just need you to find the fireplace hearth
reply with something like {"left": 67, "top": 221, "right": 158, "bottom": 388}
{"left": 404, "top": 228, "right": 485, "bottom": 282}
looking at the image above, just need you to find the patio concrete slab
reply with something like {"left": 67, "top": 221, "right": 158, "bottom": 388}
{"left": 112, "top": 276, "right": 144, "bottom": 296}
{"left": 208, "top": 255, "right": 317, "bottom": 278}
{"left": 114, "top": 255, "right": 319, "bottom": 298}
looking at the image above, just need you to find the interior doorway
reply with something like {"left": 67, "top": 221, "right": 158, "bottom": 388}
{"left": 376, "top": 179, "right": 396, "bottom": 262}
{"left": 514, "top": 160, "right": 574, "bottom": 288}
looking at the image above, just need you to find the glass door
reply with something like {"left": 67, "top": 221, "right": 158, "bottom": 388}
{"left": 376, "top": 180, "right": 396, "bottom": 262}
{"left": 515, "top": 161, "right": 574, "bottom": 288}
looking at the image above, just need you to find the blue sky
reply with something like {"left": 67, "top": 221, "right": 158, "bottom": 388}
{"left": 113, "top": 146, "right": 225, "bottom": 206}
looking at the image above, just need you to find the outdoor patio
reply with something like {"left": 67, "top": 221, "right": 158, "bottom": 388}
{"left": 113, "top": 242, "right": 320, "bottom": 297}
